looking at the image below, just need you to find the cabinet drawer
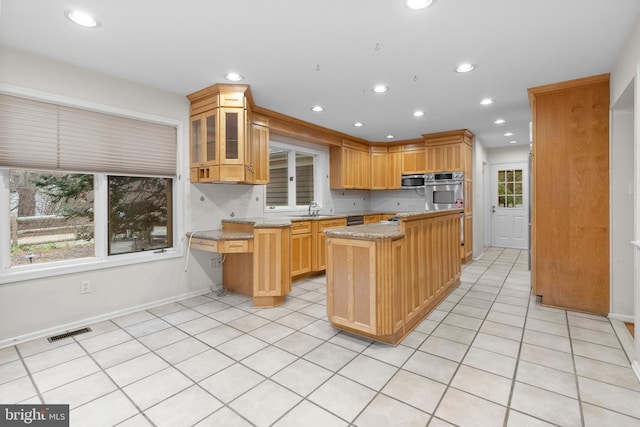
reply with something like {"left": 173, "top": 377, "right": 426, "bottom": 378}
{"left": 215, "top": 239, "right": 252, "bottom": 253}
{"left": 318, "top": 218, "right": 347, "bottom": 230}
{"left": 291, "top": 220, "right": 312, "bottom": 234}
{"left": 219, "top": 93, "right": 245, "bottom": 107}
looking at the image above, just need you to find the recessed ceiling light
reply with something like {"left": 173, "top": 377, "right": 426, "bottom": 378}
{"left": 386, "top": 135, "right": 395, "bottom": 139}
{"left": 480, "top": 98, "right": 494, "bottom": 105}
{"left": 224, "top": 72, "right": 243, "bottom": 82}
{"left": 413, "top": 110, "right": 425, "bottom": 117}
{"left": 353, "top": 122, "right": 364, "bottom": 127}
{"left": 311, "top": 105, "right": 324, "bottom": 112}
{"left": 64, "top": 10, "right": 100, "bottom": 28}
{"left": 406, "top": 0, "right": 435, "bottom": 10}
{"left": 372, "top": 85, "right": 389, "bottom": 93}
{"left": 494, "top": 119, "right": 506, "bottom": 124}
{"left": 455, "top": 63, "right": 476, "bottom": 73}
{"left": 509, "top": 140, "right": 518, "bottom": 144}
{"left": 504, "top": 132, "right": 514, "bottom": 136}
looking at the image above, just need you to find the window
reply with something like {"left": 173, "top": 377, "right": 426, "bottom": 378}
{"left": 108, "top": 176, "right": 172, "bottom": 255}
{"left": 0, "top": 93, "right": 179, "bottom": 280}
{"left": 9, "top": 170, "right": 94, "bottom": 266}
{"left": 265, "top": 141, "right": 322, "bottom": 211}
{"left": 497, "top": 169, "right": 523, "bottom": 208}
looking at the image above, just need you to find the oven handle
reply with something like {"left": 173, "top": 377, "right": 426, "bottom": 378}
{"left": 425, "top": 180, "right": 463, "bottom": 186}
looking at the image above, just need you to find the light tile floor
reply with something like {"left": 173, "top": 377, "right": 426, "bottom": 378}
{"left": 1, "top": 248, "right": 640, "bottom": 426}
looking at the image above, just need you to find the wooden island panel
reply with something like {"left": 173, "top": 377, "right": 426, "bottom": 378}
{"left": 252, "top": 226, "right": 291, "bottom": 307}
{"left": 326, "top": 210, "right": 461, "bottom": 345}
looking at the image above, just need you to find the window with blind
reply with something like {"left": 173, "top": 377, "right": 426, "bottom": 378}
{"left": 0, "top": 93, "right": 178, "bottom": 273}
{"left": 265, "top": 142, "right": 319, "bottom": 210}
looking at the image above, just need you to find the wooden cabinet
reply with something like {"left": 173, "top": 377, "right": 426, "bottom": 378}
{"left": 291, "top": 220, "right": 312, "bottom": 277}
{"left": 326, "top": 211, "right": 461, "bottom": 344}
{"left": 210, "top": 221, "right": 290, "bottom": 307}
{"left": 246, "top": 119, "right": 269, "bottom": 184}
{"left": 388, "top": 146, "right": 402, "bottom": 189}
{"left": 424, "top": 129, "right": 474, "bottom": 263}
{"left": 252, "top": 226, "right": 291, "bottom": 307}
{"left": 330, "top": 140, "right": 371, "bottom": 189}
{"left": 370, "top": 146, "right": 388, "bottom": 190}
{"left": 424, "top": 130, "right": 472, "bottom": 173}
{"left": 327, "top": 237, "right": 403, "bottom": 336}
{"left": 312, "top": 217, "right": 347, "bottom": 272}
{"left": 528, "top": 74, "right": 610, "bottom": 315}
{"left": 187, "top": 84, "right": 268, "bottom": 184}
{"left": 401, "top": 143, "right": 426, "bottom": 174}
{"left": 364, "top": 214, "right": 382, "bottom": 224}
{"left": 370, "top": 146, "right": 401, "bottom": 190}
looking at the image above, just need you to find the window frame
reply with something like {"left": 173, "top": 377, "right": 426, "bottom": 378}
{"left": 264, "top": 139, "right": 326, "bottom": 214}
{"left": 0, "top": 85, "right": 184, "bottom": 284}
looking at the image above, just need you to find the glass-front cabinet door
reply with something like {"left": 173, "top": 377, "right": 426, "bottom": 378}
{"left": 190, "top": 115, "right": 202, "bottom": 167}
{"left": 190, "top": 110, "right": 218, "bottom": 167}
{"left": 205, "top": 111, "right": 217, "bottom": 164}
{"left": 219, "top": 107, "right": 244, "bottom": 164}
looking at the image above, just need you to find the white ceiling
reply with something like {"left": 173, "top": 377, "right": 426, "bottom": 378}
{"left": 1, "top": 0, "right": 639, "bottom": 148}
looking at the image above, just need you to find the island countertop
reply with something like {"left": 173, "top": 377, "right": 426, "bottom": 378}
{"left": 324, "top": 209, "right": 462, "bottom": 241}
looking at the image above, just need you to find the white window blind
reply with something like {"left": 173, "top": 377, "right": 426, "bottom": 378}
{"left": 0, "top": 94, "right": 177, "bottom": 176}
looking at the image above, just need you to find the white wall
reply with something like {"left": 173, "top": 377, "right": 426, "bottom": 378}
{"left": 0, "top": 46, "right": 208, "bottom": 344}
{"left": 610, "top": 15, "right": 640, "bottom": 379}
{"left": 487, "top": 145, "right": 530, "bottom": 164}
{"left": 610, "top": 103, "right": 634, "bottom": 321}
{"left": 473, "top": 138, "right": 488, "bottom": 258}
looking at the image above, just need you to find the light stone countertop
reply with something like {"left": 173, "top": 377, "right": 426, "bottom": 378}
{"left": 186, "top": 230, "right": 253, "bottom": 240}
{"left": 323, "top": 223, "right": 404, "bottom": 240}
{"left": 324, "top": 209, "right": 463, "bottom": 241}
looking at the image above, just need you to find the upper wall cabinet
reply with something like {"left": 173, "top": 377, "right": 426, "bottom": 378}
{"left": 423, "top": 129, "right": 473, "bottom": 174}
{"left": 400, "top": 143, "right": 426, "bottom": 174}
{"left": 370, "top": 145, "right": 401, "bottom": 190}
{"left": 187, "top": 84, "right": 268, "bottom": 184}
{"left": 330, "top": 139, "right": 371, "bottom": 189}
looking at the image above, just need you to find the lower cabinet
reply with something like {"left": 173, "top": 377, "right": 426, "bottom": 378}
{"left": 252, "top": 226, "right": 291, "bottom": 306}
{"left": 326, "top": 237, "right": 404, "bottom": 336}
{"left": 326, "top": 211, "right": 461, "bottom": 344}
{"left": 312, "top": 218, "right": 347, "bottom": 272}
{"left": 363, "top": 214, "right": 382, "bottom": 224}
{"left": 291, "top": 221, "right": 312, "bottom": 277}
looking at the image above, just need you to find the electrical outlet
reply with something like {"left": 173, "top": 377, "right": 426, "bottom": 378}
{"left": 80, "top": 280, "right": 91, "bottom": 294}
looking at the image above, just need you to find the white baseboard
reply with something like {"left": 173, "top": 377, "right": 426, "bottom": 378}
{"left": 610, "top": 317, "right": 636, "bottom": 365}
{"left": 633, "top": 360, "right": 640, "bottom": 384}
{"left": 0, "top": 287, "right": 211, "bottom": 349}
{"left": 608, "top": 312, "right": 635, "bottom": 323}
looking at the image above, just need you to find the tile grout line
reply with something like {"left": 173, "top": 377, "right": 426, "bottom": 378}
{"left": 566, "top": 308, "right": 587, "bottom": 427}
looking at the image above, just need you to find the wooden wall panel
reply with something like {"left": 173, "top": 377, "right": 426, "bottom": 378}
{"left": 529, "top": 74, "right": 610, "bottom": 315}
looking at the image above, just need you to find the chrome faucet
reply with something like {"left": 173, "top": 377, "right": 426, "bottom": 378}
{"left": 309, "top": 201, "right": 319, "bottom": 217}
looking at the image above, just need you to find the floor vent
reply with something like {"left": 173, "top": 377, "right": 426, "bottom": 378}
{"left": 47, "top": 327, "right": 92, "bottom": 343}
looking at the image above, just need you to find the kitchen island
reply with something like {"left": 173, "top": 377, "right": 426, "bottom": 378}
{"left": 325, "top": 210, "right": 462, "bottom": 345}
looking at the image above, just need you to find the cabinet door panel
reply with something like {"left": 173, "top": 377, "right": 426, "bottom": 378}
{"left": 401, "top": 149, "right": 426, "bottom": 174}
{"left": 388, "top": 151, "right": 402, "bottom": 189}
{"left": 291, "top": 233, "right": 312, "bottom": 276}
{"left": 219, "top": 107, "right": 245, "bottom": 165}
{"left": 426, "top": 146, "right": 442, "bottom": 173}
{"left": 327, "top": 238, "right": 376, "bottom": 334}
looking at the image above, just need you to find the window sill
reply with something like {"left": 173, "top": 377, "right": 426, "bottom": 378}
{"left": 0, "top": 248, "right": 183, "bottom": 285}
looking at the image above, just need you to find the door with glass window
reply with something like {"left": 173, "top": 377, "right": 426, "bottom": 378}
{"left": 491, "top": 162, "right": 529, "bottom": 248}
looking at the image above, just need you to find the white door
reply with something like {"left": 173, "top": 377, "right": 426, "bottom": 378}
{"left": 491, "top": 162, "right": 529, "bottom": 249}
